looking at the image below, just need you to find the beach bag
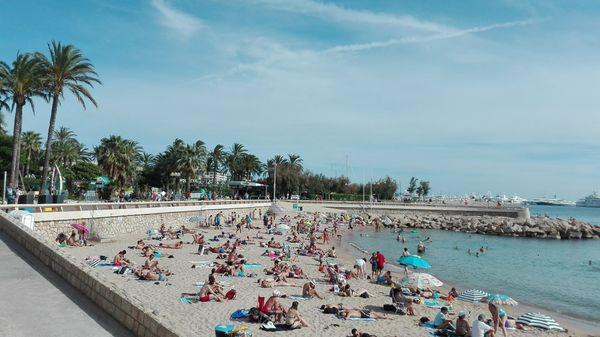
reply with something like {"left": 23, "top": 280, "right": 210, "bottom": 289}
{"left": 248, "top": 308, "right": 261, "bottom": 322}
{"left": 230, "top": 309, "right": 249, "bottom": 320}
{"left": 225, "top": 289, "right": 237, "bottom": 300}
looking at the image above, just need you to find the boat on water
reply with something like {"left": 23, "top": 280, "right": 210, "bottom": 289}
{"left": 576, "top": 192, "right": 600, "bottom": 208}
{"left": 527, "top": 196, "right": 575, "bottom": 207}
{"left": 509, "top": 195, "right": 528, "bottom": 204}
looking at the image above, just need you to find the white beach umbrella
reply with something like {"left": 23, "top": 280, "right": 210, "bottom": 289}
{"left": 516, "top": 312, "right": 564, "bottom": 331}
{"left": 458, "top": 289, "right": 489, "bottom": 303}
{"left": 398, "top": 272, "right": 443, "bottom": 289}
{"left": 276, "top": 224, "right": 290, "bottom": 232}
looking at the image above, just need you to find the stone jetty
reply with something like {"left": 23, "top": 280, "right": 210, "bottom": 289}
{"left": 376, "top": 213, "right": 600, "bottom": 240}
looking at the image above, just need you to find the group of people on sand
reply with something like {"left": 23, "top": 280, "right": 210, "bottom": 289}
{"left": 62, "top": 207, "right": 528, "bottom": 337}
{"left": 428, "top": 301, "right": 511, "bottom": 337}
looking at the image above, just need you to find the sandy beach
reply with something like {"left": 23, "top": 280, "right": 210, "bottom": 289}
{"left": 63, "top": 206, "right": 590, "bottom": 337}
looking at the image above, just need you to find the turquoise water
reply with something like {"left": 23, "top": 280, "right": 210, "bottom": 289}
{"left": 348, "top": 229, "right": 600, "bottom": 322}
{"left": 529, "top": 205, "right": 600, "bottom": 225}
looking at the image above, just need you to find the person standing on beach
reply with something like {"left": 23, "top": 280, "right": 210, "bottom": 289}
{"left": 369, "top": 253, "right": 378, "bottom": 278}
{"left": 376, "top": 251, "right": 385, "bottom": 276}
{"left": 488, "top": 303, "right": 507, "bottom": 337}
{"left": 401, "top": 248, "right": 411, "bottom": 273}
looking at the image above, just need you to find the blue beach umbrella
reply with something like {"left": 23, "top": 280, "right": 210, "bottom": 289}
{"left": 397, "top": 255, "right": 431, "bottom": 268}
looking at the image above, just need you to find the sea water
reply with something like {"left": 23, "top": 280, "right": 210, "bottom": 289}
{"left": 348, "top": 228, "right": 600, "bottom": 322}
{"left": 529, "top": 205, "right": 600, "bottom": 225}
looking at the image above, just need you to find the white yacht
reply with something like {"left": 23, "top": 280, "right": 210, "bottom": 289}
{"left": 576, "top": 192, "right": 600, "bottom": 207}
{"left": 509, "top": 195, "right": 528, "bottom": 204}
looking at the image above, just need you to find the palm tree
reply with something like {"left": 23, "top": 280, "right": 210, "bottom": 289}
{"left": 38, "top": 41, "right": 101, "bottom": 194}
{"left": 240, "top": 154, "right": 263, "bottom": 180}
{"left": 0, "top": 53, "right": 44, "bottom": 188}
{"left": 209, "top": 144, "right": 225, "bottom": 183}
{"left": 407, "top": 177, "right": 418, "bottom": 196}
{"left": 51, "top": 127, "right": 89, "bottom": 168}
{"left": 95, "top": 135, "right": 141, "bottom": 189}
{"left": 21, "top": 131, "right": 42, "bottom": 176}
{"left": 226, "top": 143, "right": 247, "bottom": 180}
{"left": 0, "top": 111, "right": 6, "bottom": 135}
{"left": 176, "top": 142, "right": 206, "bottom": 193}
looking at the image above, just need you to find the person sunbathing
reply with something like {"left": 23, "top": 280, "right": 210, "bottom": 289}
{"left": 56, "top": 233, "right": 68, "bottom": 245}
{"left": 321, "top": 304, "right": 365, "bottom": 314}
{"left": 258, "top": 278, "right": 298, "bottom": 288}
{"left": 338, "top": 309, "right": 389, "bottom": 320}
{"left": 192, "top": 233, "right": 205, "bottom": 245}
{"left": 263, "top": 295, "right": 286, "bottom": 323}
{"left": 66, "top": 232, "right": 81, "bottom": 247}
{"left": 114, "top": 250, "right": 131, "bottom": 266}
{"left": 143, "top": 255, "right": 171, "bottom": 275}
{"left": 302, "top": 281, "right": 324, "bottom": 299}
{"left": 135, "top": 240, "right": 147, "bottom": 249}
{"left": 136, "top": 269, "right": 167, "bottom": 281}
{"left": 180, "top": 225, "right": 195, "bottom": 234}
{"left": 286, "top": 301, "right": 310, "bottom": 328}
{"left": 159, "top": 241, "right": 183, "bottom": 249}
{"left": 267, "top": 238, "right": 282, "bottom": 249}
{"left": 391, "top": 288, "right": 415, "bottom": 315}
{"left": 339, "top": 284, "right": 373, "bottom": 298}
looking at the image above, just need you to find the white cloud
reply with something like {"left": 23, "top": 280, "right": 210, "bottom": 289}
{"left": 249, "top": 0, "right": 451, "bottom": 33}
{"left": 151, "top": 0, "right": 203, "bottom": 38}
{"left": 324, "top": 19, "right": 540, "bottom": 53}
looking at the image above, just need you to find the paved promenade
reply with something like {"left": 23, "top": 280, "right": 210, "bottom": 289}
{"left": 0, "top": 231, "right": 133, "bottom": 337}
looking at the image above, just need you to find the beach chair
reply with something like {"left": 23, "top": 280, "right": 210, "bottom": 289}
{"left": 390, "top": 288, "right": 408, "bottom": 315}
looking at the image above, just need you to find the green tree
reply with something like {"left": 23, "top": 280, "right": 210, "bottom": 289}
{"left": 407, "top": 177, "right": 418, "bottom": 195}
{"left": 38, "top": 41, "right": 100, "bottom": 194}
{"left": 419, "top": 180, "right": 431, "bottom": 198}
{"left": 51, "top": 127, "right": 90, "bottom": 168}
{"left": 209, "top": 144, "right": 225, "bottom": 184}
{"left": 0, "top": 53, "right": 44, "bottom": 188}
{"left": 20, "top": 130, "right": 42, "bottom": 176}
{"left": 176, "top": 141, "right": 206, "bottom": 193}
{"left": 95, "top": 135, "right": 141, "bottom": 189}
{"left": 226, "top": 143, "right": 248, "bottom": 181}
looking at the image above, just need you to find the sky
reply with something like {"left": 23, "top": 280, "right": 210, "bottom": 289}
{"left": 2, "top": 0, "right": 600, "bottom": 200}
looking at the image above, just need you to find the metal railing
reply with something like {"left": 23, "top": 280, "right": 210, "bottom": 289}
{"left": 0, "top": 199, "right": 270, "bottom": 213}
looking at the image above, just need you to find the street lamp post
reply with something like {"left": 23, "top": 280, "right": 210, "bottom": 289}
{"left": 273, "top": 163, "right": 277, "bottom": 201}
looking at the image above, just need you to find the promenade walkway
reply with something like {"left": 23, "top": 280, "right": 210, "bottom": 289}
{"left": 0, "top": 230, "right": 133, "bottom": 337}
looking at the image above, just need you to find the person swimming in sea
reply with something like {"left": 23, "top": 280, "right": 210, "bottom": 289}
{"left": 476, "top": 252, "right": 480, "bottom": 258}
{"left": 468, "top": 249, "right": 472, "bottom": 255}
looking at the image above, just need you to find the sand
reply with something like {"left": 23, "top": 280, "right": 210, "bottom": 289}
{"left": 64, "top": 208, "right": 588, "bottom": 337}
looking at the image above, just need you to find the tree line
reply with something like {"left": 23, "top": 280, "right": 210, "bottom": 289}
{"left": 0, "top": 41, "right": 424, "bottom": 201}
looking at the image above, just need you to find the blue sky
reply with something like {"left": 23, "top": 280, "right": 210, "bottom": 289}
{"left": 2, "top": 0, "right": 600, "bottom": 200}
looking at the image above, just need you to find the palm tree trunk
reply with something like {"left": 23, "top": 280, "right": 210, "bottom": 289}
{"left": 40, "top": 94, "right": 59, "bottom": 194}
{"left": 25, "top": 149, "right": 31, "bottom": 176}
{"left": 9, "top": 103, "right": 24, "bottom": 188}
{"left": 213, "top": 164, "right": 217, "bottom": 184}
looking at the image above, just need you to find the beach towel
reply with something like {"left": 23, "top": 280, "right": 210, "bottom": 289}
{"left": 424, "top": 300, "right": 443, "bottom": 309}
{"left": 338, "top": 317, "right": 376, "bottom": 321}
{"left": 242, "top": 264, "right": 263, "bottom": 269}
{"left": 180, "top": 297, "right": 199, "bottom": 304}
{"left": 287, "top": 295, "right": 311, "bottom": 301}
{"left": 230, "top": 309, "right": 249, "bottom": 320}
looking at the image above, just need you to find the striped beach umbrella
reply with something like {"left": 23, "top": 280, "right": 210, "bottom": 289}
{"left": 516, "top": 312, "right": 564, "bottom": 331}
{"left": 483, "top": 294, "right": 519, "bottom": 306}
{"left": 458, "top": 289, "right": 489, "bottom": 303}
